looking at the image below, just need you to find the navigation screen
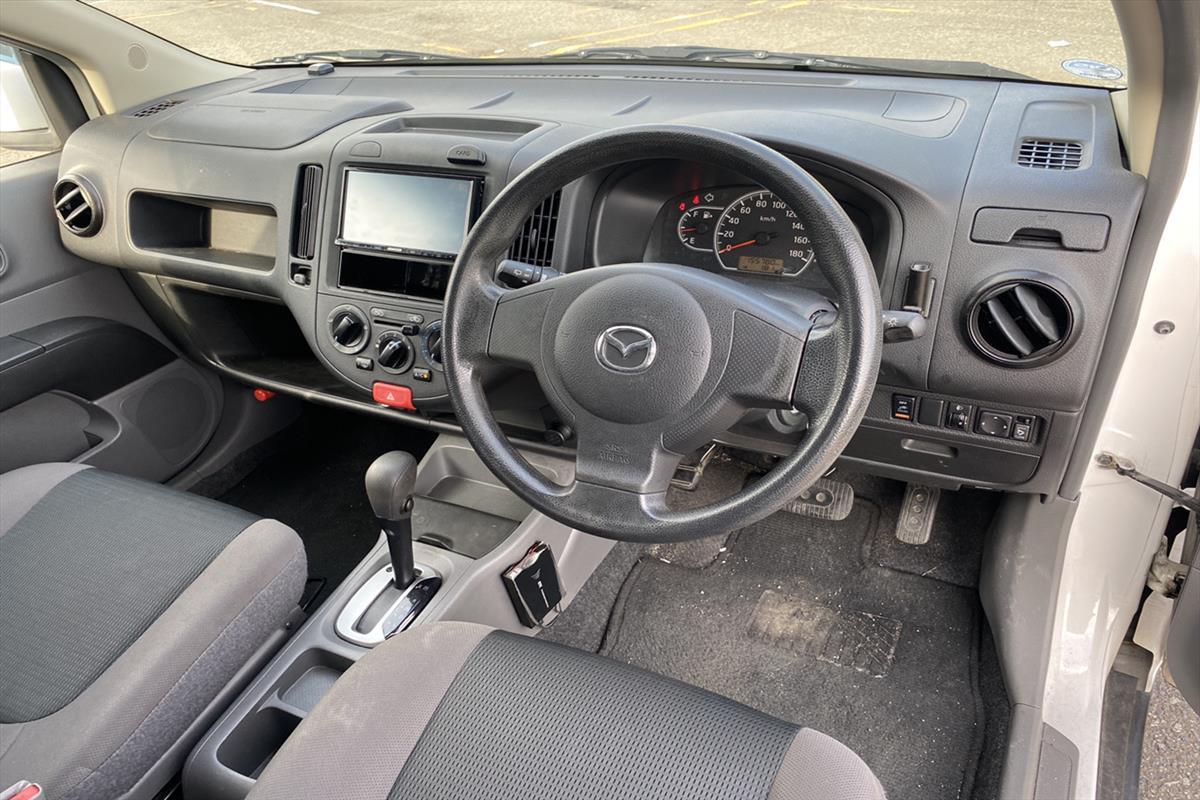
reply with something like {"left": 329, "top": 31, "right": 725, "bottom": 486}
{"left": 341, "top": 170, "right": 475, "bottom": 257}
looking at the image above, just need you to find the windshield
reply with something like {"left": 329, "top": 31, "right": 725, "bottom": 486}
{"left": 86, "top": 0, "right": 1127, "bottom": 87}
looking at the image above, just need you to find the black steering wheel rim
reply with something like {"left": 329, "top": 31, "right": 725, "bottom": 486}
{"left": 443, "top": 124, "right": 881, "bottom": 542}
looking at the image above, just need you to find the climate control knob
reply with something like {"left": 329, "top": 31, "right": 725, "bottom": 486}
{"left": 376, "top": 330, "right": 414, "bottom": 373}
{"left": 328, "top": 305, "right": 367, "bottom": 354}
{"left": 420, "top": 320, "right": 444, "bottom": 370}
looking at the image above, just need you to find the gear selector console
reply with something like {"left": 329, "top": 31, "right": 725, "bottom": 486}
{"left": 335, "top": 451, "right": 442, "bottom": 646}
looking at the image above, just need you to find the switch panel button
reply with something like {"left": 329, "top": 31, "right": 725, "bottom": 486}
{"left": 1012, "top": 414, "right": 1036, "bottom": 442}
{"left": 945, "top": 402, "right": 972, "bottom": 430}
{"left": 891, "top": 394, "right": 916, "bottom": 421}
{"left": 976, "top": 410, "right": 1014, "bottom": 438}
{"left": 917, "top": 398, "right": 944, "bottom": 426}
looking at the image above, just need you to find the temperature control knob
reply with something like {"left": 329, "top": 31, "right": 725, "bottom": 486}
{"left": 376, "top": 330, "right": 414, "bottom": 373}
{"left": 328, "top": 305, "right": 367, "bottom": 354}
{"left": 420, "top": 320, "right": 444, "bottom": 370}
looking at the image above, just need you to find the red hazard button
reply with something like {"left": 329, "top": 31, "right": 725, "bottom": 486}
{"left": 372, "top": 382, "right": 415, "bottom": 411}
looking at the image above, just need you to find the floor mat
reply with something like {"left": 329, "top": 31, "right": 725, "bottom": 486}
{"left": 547, "top": 473, "right": 1007, "bottom": 800}
{"left": 203, "top": 408, "right": 436, "bottom": 609}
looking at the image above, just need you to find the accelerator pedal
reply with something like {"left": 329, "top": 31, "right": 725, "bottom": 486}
{"left": 783, "top": 477, "right": 855, "bottom": 521}
{"left": 895, "top": 484, "right": 940, "bottom": 545}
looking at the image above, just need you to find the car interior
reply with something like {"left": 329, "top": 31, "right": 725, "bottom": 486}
{"left": 0, "top": 1, "right": 1198, "bottom": 800}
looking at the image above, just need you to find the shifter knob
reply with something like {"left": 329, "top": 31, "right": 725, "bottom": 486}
{"left": 366, "top": 451, "right": 418, "bottom": 520}
{"left": 366, "top": 451, "right": 419, "bottom": 588}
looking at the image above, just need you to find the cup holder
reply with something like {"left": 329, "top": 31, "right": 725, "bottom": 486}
{"left": 216, "top": 707, "right": 300, "bottom": 779}
{"left": 212, "top": 648, "right": 351, "bottom": 780}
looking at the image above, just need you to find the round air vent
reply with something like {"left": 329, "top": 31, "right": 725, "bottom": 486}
{"left": 52, "top": 175, "right": 102, "bottom": 237}
{"left": 966, "top": 277, "right": 1076, "bottom": 367}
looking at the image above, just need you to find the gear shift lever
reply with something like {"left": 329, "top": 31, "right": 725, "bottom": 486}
{"left": 365, "top": 451, "right": 418, "bottom": 589}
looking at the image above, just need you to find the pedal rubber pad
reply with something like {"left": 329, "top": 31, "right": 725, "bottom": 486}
{"left": 895, "top": 484, "right": 940, "bottom": 545}
{"left": 783, "top": 477, "right": 854, "bottom": 521}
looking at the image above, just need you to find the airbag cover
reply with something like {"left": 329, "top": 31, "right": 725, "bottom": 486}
{"left": 553, "top": 274, "right": 710, "bottom": 424}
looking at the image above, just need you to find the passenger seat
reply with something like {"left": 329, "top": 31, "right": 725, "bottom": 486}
{"left": 0, "top": 463, "right": 306, "bottom": 800}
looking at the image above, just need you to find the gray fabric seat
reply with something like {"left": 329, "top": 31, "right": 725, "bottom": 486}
{"left": 0, "top": 463, "right": 306, "bottom": 800}
{"left": 250, "top": 621, "right": 886, "bottom": 800}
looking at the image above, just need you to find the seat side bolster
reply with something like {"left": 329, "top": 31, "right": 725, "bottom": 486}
{"left": 0, "top": 519, "right": 306, "bottom": 800}
{"left": 0, "top": 462, "right": 90, "bottom": 537}
{"left": 768, "top": 727, "right": 889, "bottom": 800}
{"left": 248, "top": 622, "right": 495, "bottom": 800}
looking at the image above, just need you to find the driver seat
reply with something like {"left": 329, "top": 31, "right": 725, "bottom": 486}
{"left": 248, "top": 621, "right": 886, "bottom": 800}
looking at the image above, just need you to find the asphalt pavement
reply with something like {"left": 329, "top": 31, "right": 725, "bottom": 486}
{"left": 86, "top": 0, "right": 1128, "bottom": 85}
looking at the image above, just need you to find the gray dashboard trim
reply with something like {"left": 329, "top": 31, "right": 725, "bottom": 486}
{"left": 51, "top": 63, "right": 1146, "bottom": 494}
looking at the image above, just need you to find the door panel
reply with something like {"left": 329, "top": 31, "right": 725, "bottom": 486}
{"left": 0, "top": 154, "right": 222, "bottom": 478}
{"left": 1166, "top": 510, "right": 1200, "bottom": 714}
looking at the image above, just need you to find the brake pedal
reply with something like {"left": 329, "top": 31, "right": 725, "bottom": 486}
{"left": 783, "top": 477, "right": 854, "bottom": 521}
{"left": 895, "top": 484, "right": 939, "bottom": 545}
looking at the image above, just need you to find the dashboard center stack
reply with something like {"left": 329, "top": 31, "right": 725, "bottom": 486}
{"left": 318, "top": 167, "right": 484, "bottom": 407}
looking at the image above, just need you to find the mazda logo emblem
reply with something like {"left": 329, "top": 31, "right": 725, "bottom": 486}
{"left": 595, "top": 325, "right": 657, "bottom": 373}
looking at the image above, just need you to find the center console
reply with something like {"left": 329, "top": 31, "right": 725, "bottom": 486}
{"left": 182, "top": 435, "right": 607, "bottom": 799}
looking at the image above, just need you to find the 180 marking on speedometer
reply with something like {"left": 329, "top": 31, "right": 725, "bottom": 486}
{"left": 714, "top": 190, "right": 817, "bottom": 276}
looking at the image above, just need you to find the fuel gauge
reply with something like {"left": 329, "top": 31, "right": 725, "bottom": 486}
{"left": 676, "top": 206, "right": 721, "bottom": 251}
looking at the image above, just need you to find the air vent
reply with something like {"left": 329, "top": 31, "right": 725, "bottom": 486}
{"left": 509, "top": 190, "right": 562, "bottom": 268}
{"left": 128, "top": 98, "right": 184, "bottom": 118}
{"left": 966, "top": 279, "right": 1075, "bottom": 367}
{"left": 291, "top": 164, "right": 323, "bottom": 260}
{"left": 1017, "top": 139, "right": 1084, "bottom": 170}
{"left": 52, "top": 175, "right": 102, "bottom": 237}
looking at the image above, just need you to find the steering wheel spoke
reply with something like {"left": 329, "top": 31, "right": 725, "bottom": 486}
{"left": 727, "top": 309, "right": 811, "bottom": 409}
{"left": 486, "top": 283, "right": 555, "bottom": 368}
{"left": 790, "top": 320, "right": 850, "bottom": 423}
{"left": 572, "top": 426, "right": 683, "bottom": 495}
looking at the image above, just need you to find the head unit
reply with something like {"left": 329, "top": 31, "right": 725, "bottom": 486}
{"left": 335, "top": 169, "right": 482, "bottom": 300}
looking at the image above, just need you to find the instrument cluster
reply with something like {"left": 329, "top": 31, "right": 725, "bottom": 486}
{"left": 651, "top": 185, "right": 820, "bottom": 278}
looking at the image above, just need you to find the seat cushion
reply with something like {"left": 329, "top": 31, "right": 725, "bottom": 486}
{"left": 249, "top": 622, "right": 886, "bottom": 800}
{"left": 0, "top": 463, "right": 306, "bottom": 800}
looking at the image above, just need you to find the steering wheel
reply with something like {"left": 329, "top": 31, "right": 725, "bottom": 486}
{"left": 443, "top": 125, "right": 881, "bottom": 543}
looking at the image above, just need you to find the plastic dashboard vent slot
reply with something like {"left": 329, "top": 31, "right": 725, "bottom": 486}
{"left": 1017, "top": 139, "right": 1084, "bottom": 170}
{"left": 967, "top": 279, "right": 1074, "bottom": 367}
{"left": 128, "top": 98, "right": 185, "bottom": 118}
{"left": 291, "top": 164, "right": 323, "bottom": 260}
{"left": 509, "top": 190, "right": 562, "bottom": 268}
{"left": 52, "top": 175, "right": 102, "bottom": 237}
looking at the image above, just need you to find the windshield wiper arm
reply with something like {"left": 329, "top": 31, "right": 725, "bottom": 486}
{"left": 549, "top": 45, "right": 1031, "bottom": 80}
{"left": 254, "top": 48, "right": 464, "bottom": 66}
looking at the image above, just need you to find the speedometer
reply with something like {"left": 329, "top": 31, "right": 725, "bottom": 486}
{"left": 714, "top": 190, "right": 816, "bottom": 276}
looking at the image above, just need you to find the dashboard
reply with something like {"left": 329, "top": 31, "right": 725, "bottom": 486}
{"left": 52, "top": 63, "right": 1145, "bottom": 495}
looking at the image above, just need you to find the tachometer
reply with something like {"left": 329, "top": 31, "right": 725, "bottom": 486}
{"left": 676, "top": 206, "right": 720, "bottom": 251}
{"left": 714, "top": 190, "right": 816, "bottom": 276}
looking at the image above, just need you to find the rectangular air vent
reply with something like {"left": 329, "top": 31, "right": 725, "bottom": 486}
{"left": 509, "top": 190, "right": 562, "bottom": 268}
{"left": 1018, "top": 139, "right": 1084, "bottom": 170}
{"left": 291, "top": 164, "right": 323, "bottom": 260}
{"left": 129, "top": 98, "right": 184, "bottom": 118}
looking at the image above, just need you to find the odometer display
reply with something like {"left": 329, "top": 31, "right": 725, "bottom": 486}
{"left": 714, "top": 190, "right": 816, "bottom": 276}
{"left": 736, "top": 255, "right": 786, "bottom": 274}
